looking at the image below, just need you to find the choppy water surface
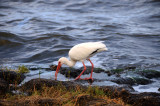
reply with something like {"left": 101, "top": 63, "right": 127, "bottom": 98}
{"left": 0, "top": 0, "right": 160, "bottom": 92}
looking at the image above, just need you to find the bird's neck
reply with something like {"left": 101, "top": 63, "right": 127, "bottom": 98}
{"left": 65, "top": 58, "right": 76, "bottom": 67}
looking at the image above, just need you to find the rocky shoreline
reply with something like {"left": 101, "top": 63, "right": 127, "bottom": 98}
{"left": 0, "top": 66, "right": 160, "bottom": 106}
{"left": 50, "top": 65, "right": 160, "bottom": 87}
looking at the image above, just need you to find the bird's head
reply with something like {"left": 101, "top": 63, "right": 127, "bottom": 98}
{"left": 55, "top": 57, "right": 68, "bottom": 80}
{"left": 58, "top": 57, "right": 68, "bottom": 65}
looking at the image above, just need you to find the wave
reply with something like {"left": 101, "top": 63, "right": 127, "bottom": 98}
{"left": 0, "top": 32, "right": 24, "bottom": 46}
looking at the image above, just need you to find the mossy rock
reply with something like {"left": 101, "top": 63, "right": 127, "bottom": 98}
{"left": 110, "top": 69, "right": 124, "bottom": 74}
{"left": 18, "top": 78, "right": 160, "bottom": 106}
{"left": 60, "top": 67, "right": 81, "bottom": 78}
{"left": 59, "top": 66, "right": 105, "bottom": 78}
{"left": 75, "top": 94, "right": 108, "bottom": 106}
{"left": 19, "top": 78, "right": 86, "bottom": 95}
{"left": 0, "top": 70, "right": 25, "bottom": 84}
{"left": 137, "top": 70, "right": 160, "bottom": 79}
{"left": 110, "top": 77, "right": 152, "bottom": 85}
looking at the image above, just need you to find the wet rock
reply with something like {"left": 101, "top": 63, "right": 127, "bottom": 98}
{"left": 137, "top": 70, "right": 160, "bottom": 79}
{"left": 110, "top": 69, "right": 124, "bottom": 74}
{"left": 124, "top": 66, "right": 136, "bottom": 70}
{"left": 0, "top": 70, "right": 25, "bottom": 84}
{"left": 50, "top": 65, "right": 105, "bottom": 72}
{"left": 0, "top": 78, "right": 9, "bottom": 95}
{"left": 51, "top": 66, "right": 106, "bottom": 78}
{"left": 83, "top": 66, "right": 105, "bottom": 73}
{"left": 60, "top": 67, "right": 82, "bottom": 78}
{"left": 110, "top": 77, "right": 152, "bottom": 85}
{"left": 119, "top": 85, "right": 135, "bottom": 92}
{"left": 105, "top": 69, "right": 125, "bottom": 77}
{"left": 49, "top": 65, "right": 57, "bottom": 71}
{"left": 50, "top": 65, "right": 82, "bottom": 78}
{"left": 105, "top": 71, "right": 112, "bottom": 76}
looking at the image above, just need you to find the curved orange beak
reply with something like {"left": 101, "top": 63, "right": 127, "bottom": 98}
{"left": 55, "top": 62, "right": 61, "bottom": 80}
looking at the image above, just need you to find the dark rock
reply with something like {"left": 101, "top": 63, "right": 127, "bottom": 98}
{"left": 0, "top": 70, "right": 25, "bottom": 84}
{"left": 49, "top": 65, "right": 57, "bottom": 71}
{"left": 19, "top": 78, "right": 160, "bottom": 106}
{"left": 115, "top": 73, "right": 121, "bottom": 77}
{"left": 0, "top": 78, "right": 9, "bottom": 95}
{"left": 101, "top": 85, "right": 160, "bottom": 106}
{"left": 83, "top": 66, "right": 105, "bottom": 73}
{"left": 125, "top": 66, "right": 136, "bottom": 70}
{"left": 110, "top": 69, "right": 124, "bottom": 74}
{"left": 137, "top": 70, "right": 160, "bottom": 79}
{"left": 119, "top": 85, "right": 135, "bottom": 92}
{"left": 105, "top": 71, "right": 112, "bottom": 76}
{"left": 75, "top": 94, "right": 110, "bottom": 106}
{"left": 88, "top": 79, "right": 94, "bottom": 84}
{"left": 36, "top": 98, "right": 60, "bottom": 106}
{"left": 110, "top": 77, "right": 153, "bottom": 86}
{"left": 75, "top": 94, "right": 93, "bottom": 106}
{"left": 50, "top": 65, "right": 105, "bottom": 78}
{"left": 19, "top": 78, "right": 86, "bottom": 95}
{"left": 29, "top": 67, "right": 51, "bottom": 71}
{"left": 158, "top": 88, "right": 160, "bottom": 92}
{"left": 100, "top": 85, "right": 131, "bottom": 99}
{"left": 51, "top": 66, "right": 82, "bottom": 78}
{"left": 105, "top": 69, "right": 124, "bottom": 77}
{"left": 60, "top": 67, "right": 82, "bottom": 78}
{"left": 102, "top": 86, "right": 160, "bottom": 106}
{"left": 0, "top": 98, "right": 61, "bottom": 106}
{"left": 126, "top": 92, "right": 160, "bottom": 106}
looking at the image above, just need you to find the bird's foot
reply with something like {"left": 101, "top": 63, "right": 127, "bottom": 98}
{"left": 83, "top": 77, "right": 94, "bottom": 84}
{"left": 75, "top": 77, "right": 93, "bottom": 83}
{"left": 83, "top": 77, "right": 93, "bottom": 81}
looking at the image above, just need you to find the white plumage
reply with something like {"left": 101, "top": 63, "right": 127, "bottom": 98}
{"left": 69, "top": 41, "right": 107, "bottom": 61}
{"left": 55, "top": 41, "right": 108, "bottom": 81}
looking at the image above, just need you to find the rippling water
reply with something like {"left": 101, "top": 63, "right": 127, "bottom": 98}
{"left": 0, "top": 0, "right": 160, "bottom": 70}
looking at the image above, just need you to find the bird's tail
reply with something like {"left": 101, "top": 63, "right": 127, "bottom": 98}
{"left": 98, "top": 47, "right": 108, "bottom": 52}
{"left": 97, "top": 41, "right": 108, "bottom": 51}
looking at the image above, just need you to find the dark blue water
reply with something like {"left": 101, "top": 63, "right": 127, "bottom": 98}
{"left": 0, "top": 0, "right": 160, "bottom": 69}
{"left": 0, "top": 0, "right": 160, "bottom": 92}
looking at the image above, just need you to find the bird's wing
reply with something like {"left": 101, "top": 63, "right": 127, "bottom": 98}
{"left": 69, "top": 42, "right": 107, "bottom": 61}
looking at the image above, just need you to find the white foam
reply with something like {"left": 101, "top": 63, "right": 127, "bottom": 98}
{"left": 133, "top": 85, "right": 159, "bottom": 93}
{"left": 133, "top": 78, "right": 160, "bottom": 93}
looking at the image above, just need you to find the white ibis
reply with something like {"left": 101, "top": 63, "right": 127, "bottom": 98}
{"left": 55, "top": 41, "right": 108, "bottom": 81}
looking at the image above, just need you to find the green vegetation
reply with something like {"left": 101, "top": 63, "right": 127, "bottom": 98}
{"left": 142, "top": 69, "right": 157, "bottom": 73}
{"left": 38, "top": 71, "right": 42, "bottom": 78}
{"left": 1, "top": 84, "right": 128, "bottom": 106}
{"left": 0, "top": 65, "right": 30, "bottom": 74}
{"left": 0, "top": 66, "right": 15, "bottom": 71}
{"left": 17, "top": 65, "right": 30, "bottom": 73}
{"left": 111, "top": 69, "right": 124, "bottom": 74}
{"left": 86, "top": 86, "right": 105, "bottom": 96}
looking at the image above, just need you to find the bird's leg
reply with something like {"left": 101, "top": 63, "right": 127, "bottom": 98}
{"left": 83, "top": 59, "right": 94, "bottom": 81}
{"left": 75, "top": 61, "right": 86, "bottom": 80}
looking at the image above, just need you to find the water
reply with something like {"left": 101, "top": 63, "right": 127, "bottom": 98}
{"left": 0, "top": 0, "right": 160, "bottom": 92}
